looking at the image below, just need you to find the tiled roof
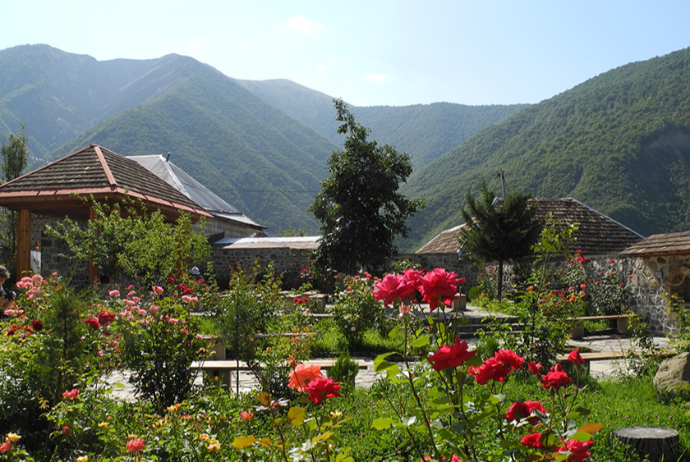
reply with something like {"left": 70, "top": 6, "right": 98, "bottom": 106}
{"left": 619, "top": 230, "right": 690, "bottom": 257}
{"left": 0, "top": 145, "right": 209, "bottom": 217}
{"left": 417, "top": 198, "right": 644, "bottom": 256}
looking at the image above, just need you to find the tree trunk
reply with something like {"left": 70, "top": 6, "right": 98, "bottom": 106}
{"left": 497, "top": 259, "right": 504, "bottom": 300}
{"left": 613, "top": 427, "right": 679, "bottom": 462}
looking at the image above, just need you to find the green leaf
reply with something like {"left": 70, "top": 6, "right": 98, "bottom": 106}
{"left": 372, "top": 417, "right": 397, "bottom": 430}
{"left": 409, "top": 335, "right": 430, "bottom": 348}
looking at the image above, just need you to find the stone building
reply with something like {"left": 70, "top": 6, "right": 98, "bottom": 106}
{"left": 619, "top": 230, "right": 690, "bottom": 334}
{"left": 414, "top": 198, "right": 645, "bottom": 290}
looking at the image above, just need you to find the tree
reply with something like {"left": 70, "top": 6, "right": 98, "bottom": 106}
{"left": 0, "top": 123, "right": 29, "bottom": 272}
{"left": 459, "top": 183, "right": 543, "bottom": 299}
{"left": 309, "top": 99, "right": 424, "bottom": 275}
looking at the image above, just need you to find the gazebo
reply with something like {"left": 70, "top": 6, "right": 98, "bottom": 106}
{"left": 0, "top": 144, "right": 210, "bottom": 280}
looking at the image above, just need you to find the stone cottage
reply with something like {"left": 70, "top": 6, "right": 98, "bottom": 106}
{"left": 619, "top": 230, "right": 690, "bottom": 333}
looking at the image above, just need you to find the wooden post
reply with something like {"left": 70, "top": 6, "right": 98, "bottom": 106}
{"left": 16, "top": 209, "right": 31, "bottom": 277}
{"left": 88, "top": 206, "right": 98, "bottom": 284}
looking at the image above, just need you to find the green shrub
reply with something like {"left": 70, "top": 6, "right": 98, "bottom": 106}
{"left": 328, "top": 351, "right": 359, "bottom": 392}
{"left": 331, "top": 273, "right": 385, "bottom": 346}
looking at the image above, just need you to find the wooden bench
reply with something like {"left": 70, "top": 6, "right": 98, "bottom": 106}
{"left": 556, "top": 349, "right": 676, "bottom": 373}
{"left": 191, "top": 359, "right": 369, "bottom": 390}
{"left": 567, "top": 314, "right": 642, "bottom": 339}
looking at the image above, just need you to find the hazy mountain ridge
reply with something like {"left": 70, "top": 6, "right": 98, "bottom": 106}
{"left": 235, "top": 78, "right": 529, "bottom": 168}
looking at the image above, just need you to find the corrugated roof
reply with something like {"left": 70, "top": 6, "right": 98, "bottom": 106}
{"left": 129, "top": 155, "right": 264, "bottom": 230}
{"left": 0, "top": 145, "right": 209, "bottom": 218}
{"left": 619, "top": 230, "right": 690, "bottom": 257}
{"left": 217, "top": 236, "right": 320, "bottom": 250}
{"left": 417, "top": 198, "right": 644, "bottom": 256}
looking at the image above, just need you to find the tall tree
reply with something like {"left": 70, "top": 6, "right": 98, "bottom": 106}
{"left": 0, "top": 123, "right": 29, "bottom": 272}
{"left": 459, "top": 182, "right": 543, "bottom": 299}
{"left": 310, "top": 99, "right": 424, "bottom": 275}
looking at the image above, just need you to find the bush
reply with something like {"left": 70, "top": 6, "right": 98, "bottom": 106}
{"left": 328, "top": 351, "right": 359, "bottom": 392}
{"left": 331, "top": 273, "right": 385, "bottom": 346}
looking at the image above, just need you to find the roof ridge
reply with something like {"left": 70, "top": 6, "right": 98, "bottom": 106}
{"left": 94, "top": 145, "right": 117, "bottom": 187}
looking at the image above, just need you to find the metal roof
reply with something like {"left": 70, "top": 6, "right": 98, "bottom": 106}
{"left": 216, "top": 236, "right": 320, "bottom": 250}
{"left": 129, "top": 155, "right": 264, "bottom": 230}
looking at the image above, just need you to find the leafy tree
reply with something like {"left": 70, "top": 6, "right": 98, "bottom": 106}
{"left": 309, "top": 99, "right": 424, "bottom": 275}
{"left": 0, "top": 123, "right": 29, "bottom": 272}
{"left": 459, "top": 183, "right": 543, "bottom": 299}
{"left": 46, "top": 196, "right": 211, "bottom": 285}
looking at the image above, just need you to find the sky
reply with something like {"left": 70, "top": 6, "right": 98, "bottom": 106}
{"left": 2, "top": 0, "right": 690, "bottom": 107}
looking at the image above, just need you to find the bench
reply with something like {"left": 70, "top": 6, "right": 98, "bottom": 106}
{"left": 191, "top": 359, "right": 369, "bottom": 390}
{"left": 567, "top": 314, "right": 642, "bottom": 339}
{"left": 556, "top": 349, "right": 676, "bottom": 373}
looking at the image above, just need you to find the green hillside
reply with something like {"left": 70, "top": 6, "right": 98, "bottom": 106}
{"left": 235, "top": 78, "right": 528, "bottom": 168}
{"left": 404, "top": 46, "right": 690, "bottom": 250}
{"left": 51, "top": 58, "right": 337, "bottom": 234}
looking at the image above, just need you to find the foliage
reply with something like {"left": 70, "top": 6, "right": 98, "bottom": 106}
{"left": 460, "top": 182, "right": 543, "bottom": 299}
{"left": 328, "top": 351, "right": 360, "bottom": 392}
{"left": 310, "top": 98, "right": 424, "bottom": 274}
{"left": 46, "top": 196, "right": 211, "bottom": 285}
{"left": 330, "top": 272, "right": 386, "bottom": 346}
{"left": 0, "top": 275, "right": 101, "bottom": 440}
{"left": 370, "top": 268, "right": 601, "bottom": 461}
{"left": 0, "top": 122, "right": 29, "bottom": 272}
{"left": 278, "top": 226, "right": 307, "bottom": 237}
{"left": 113, "top": 288, "right": 207, "bottom": 412}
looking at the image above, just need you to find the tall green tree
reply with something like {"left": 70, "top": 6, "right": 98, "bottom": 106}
{"left": 310, "top": 99, "right": 424, "bottom": 275}
{"left": 0, "top": 123, "right": 29, "bottom": 272}
{"left": 459, "top": 183, "right": 543, "bottom": 299}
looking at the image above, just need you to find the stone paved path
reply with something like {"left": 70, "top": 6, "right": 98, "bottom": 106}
{"left": 108, "top": 304, "right": 672, "bottom": 400}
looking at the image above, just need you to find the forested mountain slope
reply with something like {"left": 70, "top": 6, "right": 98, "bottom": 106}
{"left": 48, "top": 56, "right": 337, "bottom": 234}
{"left": 236, "top": 78, "right": 528, "bottom": 168}
{"left": 404, "top": 46, "right": 690, "bottom": 250}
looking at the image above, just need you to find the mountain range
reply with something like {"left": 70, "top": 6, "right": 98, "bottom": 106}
{"left": 4, "top": 43, "right": 690, "bottom": 252}
{"left": 0, "top": 44, "right": 524, "bottom": 235}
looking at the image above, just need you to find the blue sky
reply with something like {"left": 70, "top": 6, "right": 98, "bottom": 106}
{"left": 2, "top": 0, "right": 690, "bottom": 107}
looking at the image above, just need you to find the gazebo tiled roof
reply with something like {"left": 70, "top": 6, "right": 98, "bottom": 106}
{"left": 417, "top": 198, "right": 644, "bottom": 256}
{"left": 619, "top": 230, "right": 690, "bottom": 257}
{"left": 0, "top": 144, "right": 210, "bottom": 220}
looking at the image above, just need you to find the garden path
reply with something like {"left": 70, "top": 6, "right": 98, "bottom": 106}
{"left": 107, "top": 304, "right": 671, "bottom": 400}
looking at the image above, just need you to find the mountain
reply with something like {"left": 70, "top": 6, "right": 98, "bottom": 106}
{"left": 235, "top": 78, "right": 528, "bottom": 168}
{"left": 404, "top": 46, "right": 690, "bottom": 251}
{"left": 0, "top": 45, "right": 339, "bottom": 233}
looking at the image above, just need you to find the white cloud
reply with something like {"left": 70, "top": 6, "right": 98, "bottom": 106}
{"left": 285, "top": 15, "right": 324, "bottom": 34}
{"left": 185, "top": 36, "right": 212, "bottom": 51}
{"left": 363, "top": 73, "right": 390, "bottom": 83}
{"left": 316, "top": 63, "right": 329, "bottom": 73}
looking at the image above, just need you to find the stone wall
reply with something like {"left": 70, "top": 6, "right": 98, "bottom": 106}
{"left": 624, "top": 255, "right": 683, "bottom": 335}
{"left": 394, "top": 253, "right": 479, "bottom": 291}
{"left": 211, "top": 246, "right": 312, "bottom": 289}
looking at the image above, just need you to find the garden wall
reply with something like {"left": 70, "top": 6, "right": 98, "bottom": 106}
{"left": 623, "top": 255, "right": 681, "bottom": 335}
{"left": 211, "top": 246, "right": 312, "bottom": 289}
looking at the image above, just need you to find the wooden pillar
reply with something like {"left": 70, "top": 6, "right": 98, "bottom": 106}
{"left": 88, "top": 206, "right": 98, "bottom": 284}
{"left": 16, "top": 209, "right": 31, "bottom": 277}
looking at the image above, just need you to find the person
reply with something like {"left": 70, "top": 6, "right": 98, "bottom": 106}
{"left": 0, "top": 266, "right": 15, "bottom": 313}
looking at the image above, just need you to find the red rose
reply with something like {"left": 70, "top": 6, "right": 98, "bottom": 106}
{"left": 306, "top": 377, "right": 341, "bottom": 404}
{"left": 541, "top": 364, "right": 572, "bottom": 390}
{"left": 97, "top": 311, "right": 116, "bottom": 326}
{"left": 419, "top": 268, "right": 464, "bottom": 311}
{"left": 469, "top": 357, "right": 508, "bottom": 384}
{"left": 528, "top": 361, "right": 542, "bottom": 375}
{"left": 505, "top": 400, "right": 546, "bottom": 424}
{"left": 84, "top": 316, "right": 100, "bottom": 330}
{"left": 495, "top": 349, "right": 524, "bottom": 371}
{"left": 558, "top": 439, "right": 593, "bottom": 462}
{"left": 30, "top": 319, "right": 43, "bottom": 332}
{"left": 372, "top": 271, "right": 419, "bottom": 307}
{"left": 428, "top": 338, "right": 476, "bottom": 371}
{"left": 568, "top": 349, "right": 585, "bottom": 365}
{"left": 520, "top": 432, "right": 544, "bottom": 449}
